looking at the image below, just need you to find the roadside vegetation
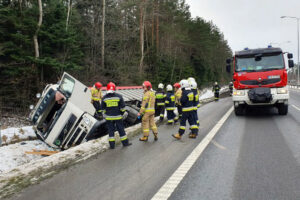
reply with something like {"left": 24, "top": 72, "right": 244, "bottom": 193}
{"left": 0, "top": 0, "right": 232, "bottom": 114}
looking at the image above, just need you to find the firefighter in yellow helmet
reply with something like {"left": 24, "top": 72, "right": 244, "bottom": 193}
{"left": 91, "top": 82, "right": 103, "bottom": 118}
{"left": 138, "top": 81, "right": 158, "bottom": 141}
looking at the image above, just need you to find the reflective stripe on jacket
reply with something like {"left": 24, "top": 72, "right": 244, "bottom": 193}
{"left": 192, "top": 89, "right": 200, "bottom": 110}
{"left": 140, "top": 90, "right": 156, "bottom": 114}
{"left": 165, "top": 92, "right": 175, "bottom": 110}
{"left": 155, "top": 89, "right": 166, "bottom": 106}
{"left": 180, "top": 88, "right": 194, "bottom": 112}
{"left": 101, "top": 93, "right": 126, "bottom": 120}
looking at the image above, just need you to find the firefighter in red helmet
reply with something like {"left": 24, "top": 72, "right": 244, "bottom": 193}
{"left": 100, "top": 82, "right": 132, "bottom": 149}
{"left": 173, "top": 82, "right": 182, "bottom": 123}
{"left": 138, "top": 81, "right": 159, "bottom": 141}
{"left": 91, "top": 82, "right": 103, "bottom": 118}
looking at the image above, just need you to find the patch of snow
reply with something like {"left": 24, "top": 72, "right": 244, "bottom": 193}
{"left": 0, "top": 126, "right": 36, "bottom": 145}
{"left": 0, "top": 140, "right": 54, "bottom": 174}
{"left": 199, "top": 89, "right": 214, "bottom": 100}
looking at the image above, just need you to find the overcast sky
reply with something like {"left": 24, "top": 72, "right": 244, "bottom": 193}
{"left": 185, "top": 0, "right": 300, "bottom": 62}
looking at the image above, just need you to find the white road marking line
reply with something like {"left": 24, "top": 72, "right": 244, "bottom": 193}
{"left": 151, "top": 106, "right": 234, "bottom": 200}
{"left": 292, "top": 104, "right": 300, "bottom": 112}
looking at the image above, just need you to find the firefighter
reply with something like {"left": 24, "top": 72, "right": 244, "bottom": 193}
{"left": 229, "top": 82, "right": 233, "bottom": 96}
{"left": 138, "top": 81, "right": 158, "bottom": 141}
{"left": 173, "top": 82, "right": 182, "bottom": 123}
{"left": 213, "top": 82, "right": 220, "bottom": 101}
{"left": 172, "top": 80, "right": 198, "bottom": 139}
{"left": 91, "top": 82, "right": 103, "bottom": 118}
{"left": 190, "top": 80, "right": 200, "bottom": 129}
{"left": 155, "top": 83, "right": 166, "bottom": 121}
{"left": 101, "top": 82, "right": 132, "bottom": 149}
{"left": 165, "top": 84, "right": 176, "bottom": 125}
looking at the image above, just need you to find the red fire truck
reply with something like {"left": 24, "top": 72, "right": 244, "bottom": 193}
{"left": 226, "top": 46, "right": 294, "bottom": 115}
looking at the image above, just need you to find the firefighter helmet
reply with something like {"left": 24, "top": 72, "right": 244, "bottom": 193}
{"left": 173, "top": 83, "right": 180, "bottom": 89}
{"left": 95, "top": 82, "right": 102, "bottom": 89}
{"left": 215, "top": 82, "right": 218, "bottom": 85}
{"left": 187, "top": 77, "right": 196, "bottom": 84}
{"left": 143, "top": 81, "right": 152, "bottom": 90}
{"left": 190, "top": 81, "right": 197, "bottom": 89}
{"left": 166, "top": 84, "right": 173, "bottom": 91}
{"left": 107, "top": 82, "right": 116, "bottom": 93}
{"left": 180, "top": 80, "right": 190, "bottom": 89}
{"left": 158, "top": 83, "right": 164, "bottom": 89}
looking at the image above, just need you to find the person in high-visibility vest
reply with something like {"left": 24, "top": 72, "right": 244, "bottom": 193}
{"left": 165, "top": 84, "right": 176, "bottom": 125}
{"left": 100, "top": 82, "right": 132, "bottom": 149}
{"left": 90, "top": 82, "right": 103, "bottom": 117}
{"left": 213, "top": 82, "right": 220, "bottom": 101}
{"left": 155, "top": 83, "right": 166, "bottom": 121}
{"left": 138, "top": 81, "right": 158, "bottom": 141}
{"left": 229, "top": 82, "right": 233, "bottom": 96}
{"left": 173, "top": 82, "right": 182, "bottom": 123}
{"left": 172, "top": 79, "right": 198, "bottom": 139}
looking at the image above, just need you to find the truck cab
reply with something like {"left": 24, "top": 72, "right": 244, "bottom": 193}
{"left": 226, "top": 47, "right": 294, "bottom": 115}
{"left": 29, "top": 73, "right": 143, "bottom": 149}
{"left": 29, "top": 73, "right": 104, "bottom": 149}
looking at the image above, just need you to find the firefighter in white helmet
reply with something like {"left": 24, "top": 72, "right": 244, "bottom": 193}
{"left": 165, "top": 84, "right": 176, "bottom": 125}
{"left": 155, "top": 83, "right": 166, "bottom": 121}
{"left": 172, "top": 80, "right": 198, "bottom": 139}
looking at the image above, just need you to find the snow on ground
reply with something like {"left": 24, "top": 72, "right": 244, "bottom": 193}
{"left": 0, "top": 140, "right": 55, "bottom": 174}
{"left": 199, "top": 86, "right": 228, "bottom": 101}
{"left": 199, "top": 89, "right": 214, "bottom": 100}
{"left": 0, "top": 126, "right": 36, "bottom": 145}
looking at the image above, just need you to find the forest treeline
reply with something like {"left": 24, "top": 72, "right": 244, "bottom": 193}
{"left": 0, "top": 0, "right": 232, "bottom": 114}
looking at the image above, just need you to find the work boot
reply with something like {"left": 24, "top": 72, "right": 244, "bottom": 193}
{"left": 153, "top": 133, "right": 158, "bottom": 141}
{"left": 109, "top": 141, "right": 115, "bottom": 149}
{"left": 172, "top": 133, "right": 181, "bottom": 140}
{"left": 123, "top": 142, "right": 132, "bottom": 147}
{"left": 139, "top": 136, "right": 148, "bottom": 142}
{"left": 189, "top": 133, "right": 197, "bottom": 139}
{"left": 122, "top": 139, "right": 132, "bottom": 147}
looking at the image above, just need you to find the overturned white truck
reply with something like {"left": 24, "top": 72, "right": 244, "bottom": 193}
{"left": 29, "top": 72, "right": 143, "bottom": 149}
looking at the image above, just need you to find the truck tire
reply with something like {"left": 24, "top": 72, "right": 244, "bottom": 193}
{"left": 125, "top": 106, "right": 139, "bottom": 125}
{"left": 278, "top": 104, "right": 288, "bottom": 115}
{"left": 234, "top": 105, "right": 244, "bottom": 116}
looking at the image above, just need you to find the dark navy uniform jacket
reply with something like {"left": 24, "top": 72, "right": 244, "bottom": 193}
{"left": 101, "top": 93, "right": 126, "bottom": 120}
{"left": 180, "top": 88, "right": 194, "bottom": 112}
{"left": 165, "top": 92, "right": 175, "bottom": 110}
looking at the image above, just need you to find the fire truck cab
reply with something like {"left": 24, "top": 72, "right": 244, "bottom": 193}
{"left": 226, "top": 47, "right": 294, "bottom": 115}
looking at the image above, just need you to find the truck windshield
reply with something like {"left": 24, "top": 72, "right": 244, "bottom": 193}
{"left": 59, "top": 75, "right": 75, "bottom": 98}
{"left": 235, "top": 53, "right": 284, "bottom": 72}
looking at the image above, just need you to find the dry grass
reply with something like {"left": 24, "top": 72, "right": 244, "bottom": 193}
{"left": 2, "top": 135, "right": 8, "bottom": 144}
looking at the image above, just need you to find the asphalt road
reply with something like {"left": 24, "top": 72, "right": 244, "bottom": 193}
{"left": 9, "top": 90, "right": 300, "bottom": 200}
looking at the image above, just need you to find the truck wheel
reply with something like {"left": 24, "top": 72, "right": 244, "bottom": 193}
{"left": 125, "top": 106, "right": 139, "bottom": 125}
{"left": 278, "top": 104, "right": 288, "bottom": 115}
{"left": 234, "top": 105, "right": 244, "bottom": 116}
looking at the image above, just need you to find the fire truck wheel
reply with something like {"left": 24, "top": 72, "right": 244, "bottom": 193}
{"left": 234, "top": 105, "right": 244, "bottom": 116}
{"left": 278, "top": 104, "right": 288, "bottom": 115}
